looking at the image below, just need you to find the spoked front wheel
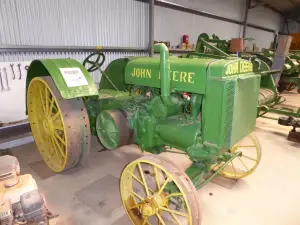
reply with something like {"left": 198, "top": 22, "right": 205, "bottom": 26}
{"left": 120, "top": 155, "right": 201, "bottom": 225}
{"left": 215, "top": 134, "right": 261, "bottom": 179}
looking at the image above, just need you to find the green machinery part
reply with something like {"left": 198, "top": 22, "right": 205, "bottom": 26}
{"left": 193, "top": 33, "right": 300, "bottom": 119}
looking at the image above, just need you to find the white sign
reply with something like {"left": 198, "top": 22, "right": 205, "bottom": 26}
{"left": 59, "top": 68, "right": 88, "bottom": 87}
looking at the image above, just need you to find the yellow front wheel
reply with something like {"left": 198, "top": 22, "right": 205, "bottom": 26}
{"left": 121, "top": 155, "right": 201, "bottom": 225}
{"left": 215, "top": 134, "right": 261, "bottom": 179}
{"left": 27, "top": 76, "right": 91, "bottom": 172}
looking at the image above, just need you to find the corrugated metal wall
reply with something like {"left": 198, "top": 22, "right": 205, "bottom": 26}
{"left": 0, "top": 0, "right": 149, "bottom": 82}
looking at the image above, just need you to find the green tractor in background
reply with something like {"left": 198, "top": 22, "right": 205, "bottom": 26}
{"left": 251, "top": 49, "right": 300, "bottom": 94}
{"left": 26, "top": 43, "right": 262, "bottom": 224}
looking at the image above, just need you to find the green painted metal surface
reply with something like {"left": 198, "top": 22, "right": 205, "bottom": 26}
{"left": 99, "top": 58, "right": 132, "bottom": 91}
{"left": 96, "top": 110, "right": 120, "bottom": 149}
{"left": 26, "top": 59, "right": 98, "bottom": 99}
{"left": 203, "top": 70, "right": 260, "bottom": 148}
{"left": 125, "top": 57, "right": 213, "bottom": 94}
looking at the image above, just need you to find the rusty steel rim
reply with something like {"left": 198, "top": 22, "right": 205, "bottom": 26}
{"left": 27, "top": 76, "right": 91, "bottom": 172}
{"left": 120, "top": 155, "right": 201, "bottom": 225}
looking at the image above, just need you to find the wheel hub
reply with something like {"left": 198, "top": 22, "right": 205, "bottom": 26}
{"left": 139, "top": 192, "right": 168, "bottom": 217}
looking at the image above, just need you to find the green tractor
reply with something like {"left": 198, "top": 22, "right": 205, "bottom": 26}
{"left": 26, "top": 44, "right": 262, "bottom": 224}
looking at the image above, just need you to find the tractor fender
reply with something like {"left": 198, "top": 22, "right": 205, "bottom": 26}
{"left": 26, "top": 58, "right": 99, "bottom": 100}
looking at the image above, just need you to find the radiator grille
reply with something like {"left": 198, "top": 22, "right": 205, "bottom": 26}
{"left": 220, "top": 80, "right": 236, "bottom": 147}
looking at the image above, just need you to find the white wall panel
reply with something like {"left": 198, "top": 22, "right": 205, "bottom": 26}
{"left": 246, "top": 6, "right": 282, "bottom": 49}
{"left": 287, "top": 21, "right": 300, "bottom": 33}
{"left": 248, "top": 5, "right": 282, "bottom": 31}
{"left": 155, "top": 0, "right": 283, "bottom": 50}
{"left": 158, "top": 0, "right": 244, "bottom": 21}
{"left": 245, "top": 27, "right": 274, "bottom": 49}
{"left": 154, "top": 6, "right": 241, "bottom": 48}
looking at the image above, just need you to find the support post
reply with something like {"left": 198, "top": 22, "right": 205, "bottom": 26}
{"left": 149, "top": 0, "right": 155, "bottom": 56}
{"left": 242, "top": 0, "right": 251, "bottom": 38}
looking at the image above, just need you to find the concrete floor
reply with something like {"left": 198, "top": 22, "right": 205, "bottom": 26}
{"left": 5, "top": 91, "right": 300, "bottom": 225}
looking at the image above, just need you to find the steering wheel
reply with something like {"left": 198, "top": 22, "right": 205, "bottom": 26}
{"left": 83, "top": 52, "right": 105, "bottom": 72}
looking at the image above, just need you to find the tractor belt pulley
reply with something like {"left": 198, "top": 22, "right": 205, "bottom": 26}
{"left": 96, "top": 109, "right": 134, "bottom": 150}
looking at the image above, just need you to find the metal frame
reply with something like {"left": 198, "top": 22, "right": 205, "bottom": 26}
{"left": 137, "top": 0, "right": 280, "bottom": 34}
{"left": 149, "top": 0, "right": 155, "bottom": 56}
{"left": 0, "top": 45, "right": 148, "bottom": 53}
{"left": 242, "top": 0, "right": 251, "bottom": 38}
{"left": 0, "top": 44, "right": 193, "bottom": 54}
{"left": 0, "top": 122, "right": 30, "bottom": 140}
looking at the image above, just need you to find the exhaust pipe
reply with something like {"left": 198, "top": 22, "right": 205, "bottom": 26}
{"left": 154, "top": 43, "right": 175, "bottom": 107}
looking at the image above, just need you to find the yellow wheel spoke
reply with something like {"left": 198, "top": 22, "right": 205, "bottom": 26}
{"left": 137, "top": 163, "right": 150, "bottom": 197}
{"left": 129, "top": 204, "right": 140, "bottom": 210}
{"left": 49, "top": 96, "right": 55, "bottom": 115}
{"left": 128, "top": 189, "right": 144, "bottom": 200}
{"left": 241, "top": 155, "right": 257, "bottom": 161}
{"left": 51, "top": 137, "right": 62, "bottom": 164}
{"left": 157, "top": 177, "right": 172, "bottom": 196}
{"left": 156, "top": 213, "right": 166, "bottom": 225}
{"left": 169, "top": 208, "right": 182, "bottom": 225}
{"left": 45, "top": 86, "right": 49, "bottom": 114}
{"left": 54, "top": 132, "right": 66, "bottom": 146}
{"left": 52, "top": 136, "right": 66, "bottom": 159}
{"left": 52, "top": 112, "right": 60, "bottom": 121}
{"left": 237, "top": 156, "right": 249, "bottom": 171}
{"left": 231, "top": 161, "right": 236, "bottom": 177}
{"left": 159, "top": 206, "right": 188, "bottom": 218}
{"left": 166, "top": 193, "right": 183, "bottom": 198}
{"left": 142, "top": 218, "right": 148, "bottom": 225}
{"left": 237, "top": 145, "right": 256, "bottom": 148}
{"left": 53, "top": 124, "right": 64, "bottom": 131}
{"left": 154, "top": 166, "right": 161, "bottom": 190}
{"left": 128, "top": 171, "right": 154, "bottom": 193}
{"left": 39, "top": 89, "right": 46, "bottom": 115}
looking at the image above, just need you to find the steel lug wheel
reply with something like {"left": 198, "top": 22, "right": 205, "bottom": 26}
{"left": 213, "top": 134, "right": 261, "bottom": 179}
{"left": 27, "top": 76, "right": 91, "bottom": 172}
{"left": 121, "top": 155, "right": 201, "bottom": 225}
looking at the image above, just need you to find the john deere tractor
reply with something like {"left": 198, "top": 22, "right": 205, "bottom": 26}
{"left": 26, "top": 44, "right": 262, "bottom": 224}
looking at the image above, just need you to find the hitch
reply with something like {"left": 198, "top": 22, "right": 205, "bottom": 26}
{"left": 278, "top": 116, "right": 300, "bottom": 143}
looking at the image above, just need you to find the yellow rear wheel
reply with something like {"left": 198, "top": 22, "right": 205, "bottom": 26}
{"left": 27, "top": 76, "right": 91, "bottom": 172}
{"left": 215, "top": 134, "right": 261, "bottom": 179}
{"left": 121, "top": 155, "right": 201, "bottom": 225}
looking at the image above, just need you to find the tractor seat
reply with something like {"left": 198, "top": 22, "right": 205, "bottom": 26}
{"left": 258, "top": 88, "right": 275, "bottom": 105}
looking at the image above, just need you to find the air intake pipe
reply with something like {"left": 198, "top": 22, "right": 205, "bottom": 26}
{"left": 154, "top": 43, "right": 175, "bottom": 107}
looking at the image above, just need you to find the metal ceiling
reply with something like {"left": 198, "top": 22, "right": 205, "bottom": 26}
{"left": 258, "top": 0, "right": 300, "bottom": 20}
